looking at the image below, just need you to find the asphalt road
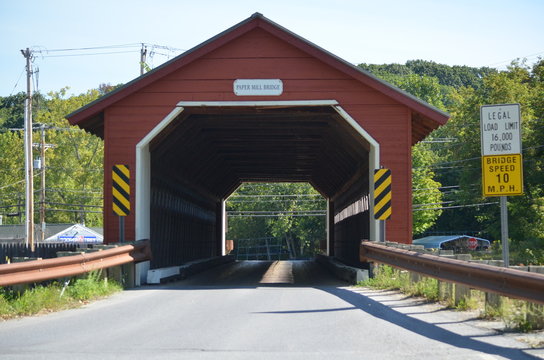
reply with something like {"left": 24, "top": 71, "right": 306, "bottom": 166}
{"left": 0, "top": 260, "right": 542, "bottom": 359}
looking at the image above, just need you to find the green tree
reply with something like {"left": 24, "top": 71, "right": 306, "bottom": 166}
{"left": 34, "top": 88, "right": 104, "bottom": 226}
{"left": 359, "top": 60, "right": 496, "bottom": 90}
{"left": 0, "top": 88, "right": 104, "bottom": 226}
{"left": 226, "top": 183, "right": 326, "bottom": 258}
{"left": 0, "top": 131, "right": 25, "bottom": 223}
{"left": 426, "top": 60, "right": 544, "bottom": 244}
{"left": 412, "top": 143, "right": 443, "bottom": 236}
{"left": 0, "top": 92, "right": 47, "bottom": 129}
{"left": 389, "top": 73, "right": 446, "bottom": 236}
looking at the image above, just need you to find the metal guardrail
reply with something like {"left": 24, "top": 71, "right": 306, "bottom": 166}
{"left": 360, "top": 241, "right": 544, "bottom": 305}
{"left": 0, "top": 240, "right": 151, "bottom": 287}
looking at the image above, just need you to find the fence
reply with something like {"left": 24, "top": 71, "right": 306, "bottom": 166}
{"left": 0, "top": 240, "right": 151, "bottom": 287}
{"left": 234, "top": 237, "right": 289, "bottom": 260}
{"left": 0, "top": 243, "right": 93, "bottom": 264}
{"left": 360, "top": 241, "right": 544, "bottom": 305}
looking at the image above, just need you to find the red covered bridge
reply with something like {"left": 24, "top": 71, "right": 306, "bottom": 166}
{"left": 67, "top": 13, "right": 448, "bottom": 278}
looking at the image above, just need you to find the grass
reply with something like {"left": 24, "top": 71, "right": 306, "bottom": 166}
{"left": 361, "top": 265, "right": 439, "bottom": 301}
{"left": 0, "top": 270, "right": 122, "bottom": 320}
{"left": 483, "top": 298, "right": 544, "bottom": 333}
{"left": 358, "top": 264, "right": 544, "bottom": 332}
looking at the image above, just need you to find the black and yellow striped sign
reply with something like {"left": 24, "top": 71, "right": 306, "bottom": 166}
{"left": 374, "top": 169, "right": 391, "bottom": 220}
{"left": 112, "top": 164, "right": 130, "bottom": 216}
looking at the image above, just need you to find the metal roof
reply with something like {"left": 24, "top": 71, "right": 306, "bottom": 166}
{"left": 0, "top": 224, "right": 103, "bottom": 242}
{"left": 44, "top": 224, "right": 103, "bottom": 243}
{"left": 413, "top": 235, "right": 491, "bottom": 249}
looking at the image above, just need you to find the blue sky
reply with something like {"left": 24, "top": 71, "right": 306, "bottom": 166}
{"left": 1, "top": 0, "right": 543, "bottom": 97}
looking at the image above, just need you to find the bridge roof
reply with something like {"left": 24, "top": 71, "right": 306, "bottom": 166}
{"left": 66, "top": 13, "right": 449, "bottom": 141}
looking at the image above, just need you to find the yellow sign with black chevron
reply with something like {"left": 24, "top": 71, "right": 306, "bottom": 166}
{"left": 374, "top": 169, "right": 392, "bottom": 220}
{"left": 112, "top": 164, "right": 130, "bottom": 216}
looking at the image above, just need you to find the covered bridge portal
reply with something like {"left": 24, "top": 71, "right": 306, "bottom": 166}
{"left": 67, "top": 14, "right": 448, "bottom": 277}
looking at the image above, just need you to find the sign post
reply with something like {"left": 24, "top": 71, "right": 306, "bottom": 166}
{"left": 112, "top": 164, "right": 130, "bottom": 243}
{"left": 480, "top": 104, "right": 523, "bottom": 267}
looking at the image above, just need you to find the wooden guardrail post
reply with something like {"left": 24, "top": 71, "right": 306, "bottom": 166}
{"left": 527, "top": 266, "right": 544, "bottom": 328}
{"left": 454, "top": 284, "right": 471, "bottom": 306}
{"left": 485, "top": 292, "right": 503, "bottom": 314}
{"left": 452, "top": 254, "right": 472, "bottom": 306}
{"left": 438, "top": 280, "right": 453, "bottom": 304}
{"left": 122, "top": 263, "right": 135, "bottom": 288}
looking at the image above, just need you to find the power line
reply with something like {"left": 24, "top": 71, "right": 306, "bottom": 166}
{"left": 413, "top": 201, "right": 498, "bottom": 212}
{"left": 413, "top": 185, "right": 460, "bottom": 191}
{"left": 413, "top": 201, "right": 454, "bottom": 208}
{"left": 413, "top": 144, "right": 544, "bottom": 172}
{"left": 45, "top": 208, "right": 102, "bottom": 214}
{"left": 45, "top": 202, "right": 102, "bottom": 209}
{"left": 228, "top": 210, "right": 326, "bottom": 215}
{"left": 228, "top": 199, "right": 325, "bottom": 204}
{"left": 230, "top": 194, "right": 322, "bottom": 198}
{"left": 41, "top": 43, "right": 143, "bottom": 52}
{"left": 42, "top": 50, "right": 139, "bottom": 58}
{"left": 34, "top": 43, "right": 185, "bottom": 60}
{"left": 0, "top": 204, "right": 23, "bottom": 210}
{"left": 228, "top": 214, "right": 326, "bottom": 218}
{"left": 0, "top": 178, "right": 26, "bottom": 190}
{"left": 485, "top": 51, "right": 544, "bottom": 68}
{"left": 46, "top": 187, "right": 102, "bottom": 194}
{"left": 39, "top": 43, "right": 184, "bottom": 53}
{"left": 8, "top": 67, "right": 26, "bottom": 97}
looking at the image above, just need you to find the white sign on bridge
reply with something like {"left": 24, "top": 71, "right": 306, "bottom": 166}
{"left": 480, "top": 104, "right": 521, "bottom": 156}
{"left": 233, "top": 79, "right": 283, "bottom": 96}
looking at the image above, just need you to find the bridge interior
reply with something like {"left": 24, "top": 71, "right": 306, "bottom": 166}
{"left": 148, "top": 105, "right": 371, "bottom": 268}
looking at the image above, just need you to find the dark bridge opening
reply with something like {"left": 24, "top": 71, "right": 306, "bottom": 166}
{"left": 147, "top": 104, "right": 372, "bottom": 269}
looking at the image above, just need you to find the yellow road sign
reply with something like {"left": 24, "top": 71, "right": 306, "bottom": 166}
{"left": 482, "top": 154, "right": 523, "bottom": 197}
{"left": 374, "top": 169, "right": 391, "bottom": 220}
{"left": 112, "top": 164, "right": 130, "bottom": 216}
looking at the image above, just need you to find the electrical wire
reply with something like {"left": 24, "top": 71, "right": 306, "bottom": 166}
{"left": 230, "top": 194, "right": 322, "bottom": 197}
{"left": 412, "top": 201, "right": 454, "bottom": 208}
{"left": 228, "top": 214, "right": 326, "bottom": 218}
{"left": 45, "top": 202, "right": 102, "bottom": 209}
{"left": 8, "top": 67, "right": 26, "bottom": 96}
{"left": 413, "top": 185, "right": 460, "bottom": 191}
{"left": 41, "top": 50, "right": 139, "bottom": 58}
{"left": 45, "top": 187, "right": 102, "bottom": 193}
{"left": 45, "top": 208, "right": 102, "bottom": 214}
{"left": 42, "top": 44, "right": 143, "bottom": 52}
{"left": 413, "top": 202, "right": 498, "bottom": 212}
{"left": 0, "top": 179, "right": 26, "bottom": 190}
{"left": 485, "top": 51, "right": 544, "bottom": 68}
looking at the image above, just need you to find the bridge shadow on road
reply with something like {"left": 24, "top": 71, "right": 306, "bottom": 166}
{"left": 321, "top": 286, "right": 541, "bottom": 360}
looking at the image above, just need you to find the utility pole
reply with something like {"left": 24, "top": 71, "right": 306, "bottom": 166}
{"left": 33, "top": 125, "right": 55, "bottom": 242}
{"left": 140, "top": 43, "right": 147, "bottom": 75}
{"left": 39, "top": 124, "right": 46, "bottom": 243}
{"left": 21, "top": 48, "right": 34, "bottom": 252}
